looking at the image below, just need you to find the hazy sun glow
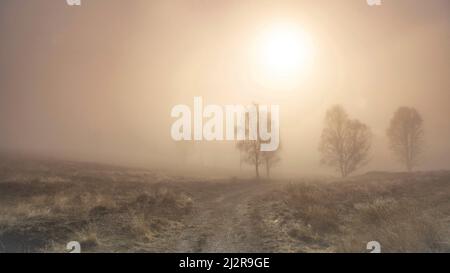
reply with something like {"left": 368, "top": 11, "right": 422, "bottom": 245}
{"left": 251, "top": 24, "right": 315, "bottom": 90}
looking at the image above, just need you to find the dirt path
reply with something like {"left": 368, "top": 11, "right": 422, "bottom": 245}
{"left": 175, "top": 181, "right": 277, "bottom": 253}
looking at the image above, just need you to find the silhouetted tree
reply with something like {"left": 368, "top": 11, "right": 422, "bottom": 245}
{"left": 319, "top": 105, "right": 372, "bottom": 178}
{"left": 236, "top": 104, "right": 262, "bottom": 179}
{"left": 261, "top": 145, "right": 281, "bottom": 178}
{"left": 236, "top": 103, "right": 280, "bottom": 179}
{"left": 387, "top": 107, "right": 424, "bottom": 172}
{"left": 237, "top": 139, "right": 262, "bottom": 178}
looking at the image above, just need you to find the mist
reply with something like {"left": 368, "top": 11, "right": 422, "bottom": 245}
{"left": 1, "top": 0, "right": 449, "bottom": 176}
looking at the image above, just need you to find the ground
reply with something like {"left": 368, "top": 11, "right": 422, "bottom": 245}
{"left": 0, "top": 155, "right": 449, "bottom": 253}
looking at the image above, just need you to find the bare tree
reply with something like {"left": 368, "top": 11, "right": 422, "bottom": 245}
{"left": 261, "top": 148, "right": 281, "bottom": 178}
{"left": 319, "top": 105, "right": 372, "bottom": 178}
{"left": 387, "top": 107, "right": 424, "bottom": 172}
{"left": 237, "top": 139, "right": 262, "bottom": 178}
{"left": 236, "top": 103, "right": 263, "bottom": 179}
{"left": 236, "top": 103, "right": 280, "bottom": 179}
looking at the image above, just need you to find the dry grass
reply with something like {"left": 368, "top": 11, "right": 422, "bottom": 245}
{"left": 0, "top": 156, "right": 449, "bottom": 253}
{"left": 0, "top": 159, "right": 194, "bottom": 252}
{"left": 250, "top": 173, "right": 450, "bottom": 252}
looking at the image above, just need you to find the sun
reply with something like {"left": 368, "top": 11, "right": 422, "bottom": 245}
{"left": 261, "top": 27, "right": 312, "bottom": 74}
{"left": 251, "top": 24, "right": 315, "bottom": 90}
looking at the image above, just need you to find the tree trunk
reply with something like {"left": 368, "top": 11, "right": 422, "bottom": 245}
{"left": 341, "top": 164, "right": 348, "bottom": 178}
{"left": 239, "top": 151, "right": 242, "bottom": 172}
{"left": 406, "top": 162, "right": 413, "bottom": 173}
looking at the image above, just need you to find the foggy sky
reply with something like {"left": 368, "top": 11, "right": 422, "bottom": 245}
{"left": 1, "top": 0, "right": 449, "bottom": 176}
